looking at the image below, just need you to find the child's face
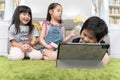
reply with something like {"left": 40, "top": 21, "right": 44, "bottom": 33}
{"left": 19, "top": 12, "right": 31, "bottom": 25}
{"left": 80, "top": 29, "right": 97, "bottom": 43}
{"left": 50, "top": 5, "right": 62, "bottom": 21}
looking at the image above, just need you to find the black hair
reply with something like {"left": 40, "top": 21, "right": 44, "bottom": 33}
{"left": 46, "top": 3, "right": 62, "bottom": 23}
{"left": 80, "top": 16, "right": 108, "bottom": 42}
{"left": 9, "top": 5, "right": 34, "bottom": 34}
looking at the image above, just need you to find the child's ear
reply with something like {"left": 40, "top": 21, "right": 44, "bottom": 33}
{"left": 49, "top": 10, "right": 53, "bottom": 14}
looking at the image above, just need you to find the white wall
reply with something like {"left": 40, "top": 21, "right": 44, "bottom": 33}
{"left": 109, "top": 25, "right": 120, "bottom": 58}
{"left": 0, "top": 21, "right": 9, "bottom": 56}
{"left": 99, "top": 0, "right": 120, "bottom": 58}
{"left": 20, "top": 0, "right": 92, "bottom": 19}
{"left": 4, "top": 0, "right": 17, "bottom": 21}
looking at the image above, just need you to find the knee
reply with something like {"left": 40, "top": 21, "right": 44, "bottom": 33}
{"left": 43, "top": 56, "right": 49, "bottom": 60}
{"left": 43, "top": 51, "right": 57, "bottom": 61}
{"left": 8, "top": 53, "right": 24, "bottom": 60}
{"left": 28, "top": 50, "right": 43, "bottom": 60}
{"left": 8, "top": 47, "right": 24, "bottom": 60}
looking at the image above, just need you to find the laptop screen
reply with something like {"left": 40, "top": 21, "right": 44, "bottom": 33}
{"left": 57, "top": 43, "right": 109, "bottom": 60}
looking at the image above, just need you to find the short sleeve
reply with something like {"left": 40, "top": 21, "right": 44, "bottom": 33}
{"left": 8, "top": 25, "right": 16, "bottom": 41}
{"left": 31, "top": 26, "right": 40, "bottom": 37}
{"left": 72, "top": 38, "right": 80, "bottom": 43}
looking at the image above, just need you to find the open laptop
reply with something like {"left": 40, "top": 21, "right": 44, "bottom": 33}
{"left": 56, "top": 43, "right": 109, "bottom": 69}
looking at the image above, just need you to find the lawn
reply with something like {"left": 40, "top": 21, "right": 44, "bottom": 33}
{"left": 0, "top": 56, "right": 120, "bottom": 80}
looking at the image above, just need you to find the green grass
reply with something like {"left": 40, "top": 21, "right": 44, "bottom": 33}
{"left": 0, "top": 56, "right": 120, "bottom": 80}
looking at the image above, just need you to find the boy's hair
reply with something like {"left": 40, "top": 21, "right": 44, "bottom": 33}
{"left": 10, "top": 5, "right": 34, "bottom": 34}
{"left": 80, "top": 16, "right": 108, "bottom": 42}
{"left": 46, "top": 3, "right": 62, "bottom": 23}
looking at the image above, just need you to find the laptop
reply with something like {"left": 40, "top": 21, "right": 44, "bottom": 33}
{"left": 56, "top": 43, "right": 109, "bottom": 69}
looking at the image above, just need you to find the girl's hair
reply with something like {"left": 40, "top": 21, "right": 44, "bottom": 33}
{"left": 80, "top": 16, "right": 108, "bottom": 42}
{"left": 46, "top": 3, "right": 62, "bottom": 23}
{"left": 10, "top": 5, "right": 34, "bottom": 34}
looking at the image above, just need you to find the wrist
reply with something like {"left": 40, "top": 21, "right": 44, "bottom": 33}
{"left": 49, "top": 42, "right": 58, "bottom": 48}
{"left": 46, "top": 45, "right": 51, "bottom": 49}
{"left": 29, "top": 43, "right": 33, "bottom": 47}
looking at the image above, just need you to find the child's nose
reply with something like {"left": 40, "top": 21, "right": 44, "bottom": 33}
{"left": 25, "top": 15, "right": 29, "bottom": 18}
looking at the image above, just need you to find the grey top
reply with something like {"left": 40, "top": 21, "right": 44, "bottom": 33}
{"left": 8, "top": 24, "right": 39, "bottom": 44}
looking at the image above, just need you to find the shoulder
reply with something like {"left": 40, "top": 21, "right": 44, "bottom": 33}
{"left": 72, "top": 38, "right": 80, "bottom": 43}
{"left": 60, "top": 23, "right": 64, "bottom": 27}
{"left": 9, "top": 24, "right": 15, "bottom": 28}
{"left": 9, "top": 24, "right": 15, "bottom": 30}
{"left": 58, "top": 23, "right": 64, "bottom": 30}
{"left": 43, "top": 21, "right": 50, "bottom": 25}
{"left": 42, "top": 21, "right": 51, "bottom": 28}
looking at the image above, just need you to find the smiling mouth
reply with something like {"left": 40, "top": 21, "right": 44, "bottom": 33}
{"left": 23, "top": 19, "right": 29, "bottom": 22}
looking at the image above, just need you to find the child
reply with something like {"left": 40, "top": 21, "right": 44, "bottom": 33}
{"left": 40, "top": 3, "right": 77, "bottom": 60}
{"left": 8, "top": 5, "right": 42, "bottom": 60}
{"left": 72, "top": 16, "right": 110, "bottom": 64}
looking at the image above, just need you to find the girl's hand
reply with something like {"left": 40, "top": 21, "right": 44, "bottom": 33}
{"left": 22, "top": 44, "right": 33, "bottom": 53}
{"left": 48, "top": 42, "right": 58, "bottom": 51}
{"left": 21, "top": 44, "right": 27, "bottom": 53}
{"left": 26, "top": 44, "right": 33, "bottom": 52}
{"left": 47, "top": 45, "right": 54, "bottom": 51}
{"left": 70, "top": 30, "right": 78, "bottom": 37}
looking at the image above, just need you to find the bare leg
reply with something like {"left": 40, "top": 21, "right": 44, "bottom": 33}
{"left": 102, "top": 53, "right": 110, "bottom": 64}
{"left": 27, "top": 49, "right": 43, "bottom": 60}
{"left": 43, "top": 56, "right": 49, "bottom": 60}
{"left": 8, "top": 47, "right": 24, "bottom": 60}
{"left": 43, "top": 49, "right": 57, "bottom": 60}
